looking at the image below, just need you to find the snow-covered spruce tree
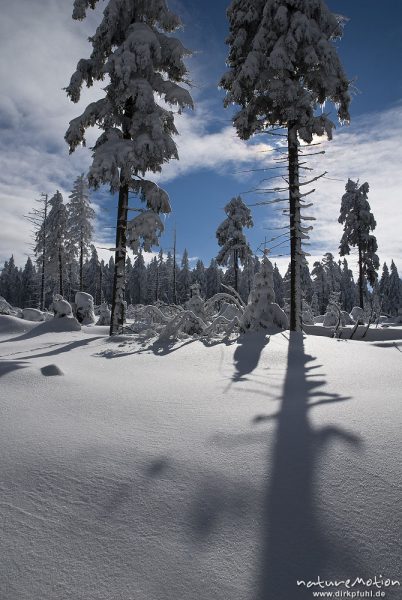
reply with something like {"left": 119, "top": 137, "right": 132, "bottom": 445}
{"left": 130, "top": 251, "right": 148, "bottom": 304}
{"left": 273, "top": 262, "right": 284, "bottom": 307}
{"left": 221, "top": 0, "right": 350, "bottom": 330}
{"left": 36, "top": 191, "right": 68, "bottom": 297}
{"left": 0, "top": 256, "right": 21, "bottom": 306}
{"left": 339, "top": 258, "right": 355, "bottom": 313}
{"left": 379, "top": 262, "right": 390, "bottom": 313}
{"left": 300, "top": 257, "right": 314, "bottom": 303}
{"left": 388, "top": 260, "right": 401, "bottom": 316}
{"left": 216, "top": 196, "right": 253, "bottom": 292}
{"left": 178, "top": 248, "right": 191, "bottom": 303}
{"left": 102, "top": 256, "right": 115, "bottom": 303}
{"left": 321, "top": 252, "right": 341, "bottom": 300}
{"left": 21, "top": 257, "right": 38, "bottom": 308}
{"left": 145, "top": 256, "right": 157, "bottom": 303}
{"left": 84, "top": 245, "right": 100, "bottom": 302}
{"left": 339, "top": 179, "right": 379, "bottom": 309}
{"left": 192, "top": 259, "right": 207, "bottom": 298}
{"left": 161, "top": 251, "right": 174, "bottom": 302}
{"left": 65, "top": 0, "right": 193, "bottom": 335}
{"left": 205, "top": 259, "right": 221, "bottom": 299}
{"left": 241, "top": 253, "right": 288, "bottom": 332}
{"left": 67, "top": 174, "right": 95, "bottom": 291}
{"left": 28, "top": 193, "right": 50, "bottom": 310}
{"left": 240, "top": 255, "right": 259, "bottom": 302}
{"left": 125, "top": 256, "right": 133, "bottom": 304}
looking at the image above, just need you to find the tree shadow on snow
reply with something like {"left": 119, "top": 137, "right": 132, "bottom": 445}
{"left": 232, "top": 332, "right": 270, "bottom": 383}
{"left": 14, "top": 337, "right": 104, "bottom": 361}
{"left": 0, "top": 359, "right": 30, "bottom": 379}
{"left": 255, "top": 332, "right": 367, "bottom": 600}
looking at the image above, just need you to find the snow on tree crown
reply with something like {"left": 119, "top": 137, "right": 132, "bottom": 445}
{"left": 216, "top": 196, "right": 253, "bottom": 265}
{"left": 65, "top": 0, "right": 193, "bottom": 192}
{"left": 65, "top": 0, "right": 194, "bottom": 254}
{"left": 221, "top": 0, "right": 351, "bottom": 142}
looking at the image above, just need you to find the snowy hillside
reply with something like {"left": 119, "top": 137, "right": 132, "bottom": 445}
{"left": 0, "top": 317, "right": 401, "bottom": 600}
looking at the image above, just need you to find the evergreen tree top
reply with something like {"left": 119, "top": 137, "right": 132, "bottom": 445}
{"left": 221, "top": 0, "right": 350, "bottom": 142}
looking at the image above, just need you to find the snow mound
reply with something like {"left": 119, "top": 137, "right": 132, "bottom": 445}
{"left": 22, "top": 308, "right": 45, "bottom": 322}
{"left": 53, "top": 295, "right": 73, "bottom": 318}
{"left": 240, "top": 256, "right": 288, "bottom": 332}
{"left": 0, "top": 315, "right": 39, "bottom": 336}
{"left": 96, "top": 303, "right": 111, "bottom": 326}
{"left": 30, "top": 316, "right": 81, "bottom": 334}
{"left": 75, "top": 292, "right": 96, "bottom": 325}
{"left": 350, "top": 306, "right": 365, "bottom": 323}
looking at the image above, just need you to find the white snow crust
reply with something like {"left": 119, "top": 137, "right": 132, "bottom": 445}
{"left": 0, "top": 320, "right": 401, "bottom": 600}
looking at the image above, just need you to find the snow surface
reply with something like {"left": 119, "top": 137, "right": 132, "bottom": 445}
{"left": 0, "top": 318, "right": 401, "bottom": 600}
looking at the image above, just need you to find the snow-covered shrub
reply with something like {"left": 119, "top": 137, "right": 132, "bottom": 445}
{"left": 240, "top": 256, "right": 288, "bottom": 332}
{"left": 185, "top": 284, "right": 206, "bottom": 319}
{"left": 52, "top": 295, "right": 73, "bottom": 318}
{"left": 323, "top": 311, "right": 338, "bottom": 327}
{"left": 126, "top": 304, "right": 136, "bottom": 319}
{"left": 323, "top": 292, "right": 342, "bottom": 328}
{"left": 125, "top": 304, "right": 172, "bottom": 335}
{"left": 158, "top": 310, "right": 207, "bottom": 342}
{"left": 204, "top": 293, "right": 244, "bottom": 321}
{"left": 22, "top": 308, "right": 45, "bottom": 322}
{"left": 350, "top": 306, "right": 365, "bottom": 324}
{"left": 314, "top": 315, "right": 325, "bottom": 324}
{"left": 96, "top": 303, "right": 111, "bottom": 326}
{"left": 218, "top": 302, "right": 242, "bottom": 322}
{"left": 302, "top": 300, "right": 315, "bottom": 325}
{"left": 341, "top": 311, "right": 355, "bottom": 325}
{"left": 35, "top": 316, "right": 81, "bottom": 333}
{"left": 75, "top": 292, "right": 95, "bottom": 325}
{"left": 0, "top": 296, "right": 16, "bottom": 315}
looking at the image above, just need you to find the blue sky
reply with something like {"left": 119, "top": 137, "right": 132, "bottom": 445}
{"left": 0, "top": 0, "right": 401, "bottom": 275}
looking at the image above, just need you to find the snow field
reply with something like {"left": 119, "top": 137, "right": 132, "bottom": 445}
{"left": 0, "top": 320, "right": 401, "bottom": 600}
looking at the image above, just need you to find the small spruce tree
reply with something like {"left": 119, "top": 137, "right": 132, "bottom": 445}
{"left": 67, "top": 174, "right": 95, "bottom": 291}
{"left": 216, "top": 196, "right": 253, "bottom": 292}
{"left": 339, "top": 179, "right": 379, "bottom": 309}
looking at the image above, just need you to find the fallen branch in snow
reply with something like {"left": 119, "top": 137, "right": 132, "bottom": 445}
{"left": 204, "top": 293, "right": 245, "bottom": 316}
{"left": 220, "top": 283, "right": 246, "bottom": 308}
{"left": 158, "top": 310, "right": 207, "bottom": 342}
{"left": 200, "top": 315, "right": 240, "bottom": 338}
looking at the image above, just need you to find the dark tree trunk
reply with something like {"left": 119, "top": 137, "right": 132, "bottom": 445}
{"left": 109, "top": 100, "right": 132, "bottom": 335}
{"left": 109, "top": 182, "right": 128, "bottom": 335}
{"left": 173, "top": 228, "right": 177, "bottom": 304}
{"left": 68, "top": 263, "right": 73, "bottom": 301}
{"left": 58, "top": 244, "right": 64, "bottom": 297}
{"left": 156, "top": 263, "right": 160, "bottom": 302}
{"left": 79, "top": 238, "right": 84, "bottom": 291}
{"left": 40, "top": 194, "right": 48, "bottom": 310}
{"left": 234, "top": 249, "right": 239, "bottom": 292}
{"left": 358, "top": 242, "right": 364, "bottom": 309}
{"left": 288, "top": 123, "right": 302, "bottom": 331}
{"left": 99, "top": 264, "right": 103, "bottom": 304}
